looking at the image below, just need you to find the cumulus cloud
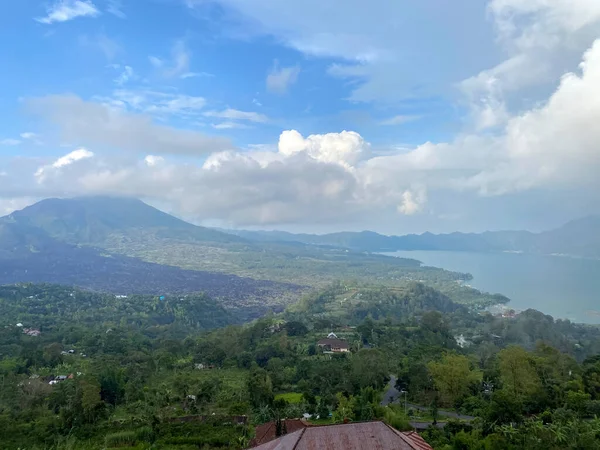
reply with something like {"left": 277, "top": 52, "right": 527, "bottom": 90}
{"left": 35, "top": 148, "right": 94, "bottom": 182}
{"left": 461, "top": 0, "right": 600, "bottom": 128}
{"left": 36, "top": 0, "right": 100, "bottom": 24}
{"left": 278, "top": 130, "right": 367, "bottom": 168}
{"left": 8, "top": 40, "right": 600, "bottom": 227}
{"left": 398, "top": 189, "right": 427, "bottom": 215}
{"left": 26, "top": 94, "right": 232, "bottom": 156}
{"left": 266, "top": 61, "right": 300, "bottom": 94}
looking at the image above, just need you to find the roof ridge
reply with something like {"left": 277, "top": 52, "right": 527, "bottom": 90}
{"left": 383, "top": 422, "right": 415, "bottom": 446}
{"left": 291, "top": 427, "right": 307, "bottom": 450}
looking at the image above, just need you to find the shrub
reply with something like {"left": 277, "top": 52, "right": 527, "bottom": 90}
{"left": 105, "top": 430, "right": 137, "bottom": 447}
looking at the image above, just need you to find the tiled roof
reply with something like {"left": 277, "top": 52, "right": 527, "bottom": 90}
{"left": 249, "top": 421, "right": 433, "bottom": 450}
{"left": 249, "top": 419, "right": 310, "bottom": 447}
{"left": 316, "top": 338, "right": 349, "bottom": 348}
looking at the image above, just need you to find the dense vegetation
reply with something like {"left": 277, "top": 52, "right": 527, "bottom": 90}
{"left": 2, "top": 198, "right": 600, "bottom": 449}
{"left": 2, "top": 283, "right": 600, "bottom": 449}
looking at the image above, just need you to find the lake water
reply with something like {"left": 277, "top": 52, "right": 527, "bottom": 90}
{"left": 383, "top": 250, "right": 600, "bottom": 324}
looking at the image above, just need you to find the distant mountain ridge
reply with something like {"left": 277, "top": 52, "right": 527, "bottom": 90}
{"left": 224, "top": 216, "right": 600, "bottom": 258}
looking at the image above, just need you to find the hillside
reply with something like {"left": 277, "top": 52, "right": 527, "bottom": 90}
{"left": 225, "top": 216, "right": 600, "bottom": 258}
{"left": 3, "top": 196, "right": 242, "bottom": 245}
{"left": 286, "top": 282, "right": 465, "bottom": 326}
{"left": 0, "top": 197, "right": 510, "bottom": 310}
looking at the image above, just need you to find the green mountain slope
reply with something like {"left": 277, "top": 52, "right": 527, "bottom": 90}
{"left": 2, "top": 196, "right": 242, "bottom": 245}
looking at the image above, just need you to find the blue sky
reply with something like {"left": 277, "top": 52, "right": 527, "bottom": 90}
{"left": 1, "top": 0, "right": 600, "bottom": 233}
{"left": 0, "top": 0, "right": 492, "bottom": 150}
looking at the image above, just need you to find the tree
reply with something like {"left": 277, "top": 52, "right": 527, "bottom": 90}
{"left": 428, "top": 353, "right": 482, "bottom": 408}
{"left": 486, "top": 388, "right": 524, "bottom": 427}
{"left": 247, "top": 368, "right": 274, "bottom": 408}
{"left": 332, "top": 393, "right": 355, "bottom": 423}
{"left": 498, "top": 346, "right": 541, "bottom": 401}
{"left": 350, "top": 349, "right": 388, "bottom": 392}
{"left": 79, "top": 378, "right": 103, "bottom": 423}
{"left": 285, "top": 321, "right": 308, "bottom": 337}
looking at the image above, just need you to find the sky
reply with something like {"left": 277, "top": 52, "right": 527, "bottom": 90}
{"left": 1, "top": 0, "right": 600, "bottom": 234}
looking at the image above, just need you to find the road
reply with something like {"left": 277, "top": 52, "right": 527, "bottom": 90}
{"left": 380, "top": 375, "right": 401, "bottom": 405}
{"left": 381, "top": 375, "right": 475, "bottom": 421}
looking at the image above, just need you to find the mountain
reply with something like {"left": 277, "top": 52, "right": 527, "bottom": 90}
{"left": 0, "top": 196, "right": 515, "bottom": 312}
{"left": 2, "top": 196, "right": 241, "bottom": 245}
{"left": 223, "top": 216, "right": 600, "bottom": 258}
{"left": 0, "top": 197, "right": 302, "bottom": 319}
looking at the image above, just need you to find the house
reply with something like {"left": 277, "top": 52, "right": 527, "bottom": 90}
{"left": 23, "top": 328, "right": 41, "bottom": 337}
{"left": 317, "top": 337, "right": 349, "bottom": 353}
{"left": 249, "top": 419, "right": 311, "bottom": 447}
{"left": 248, "top": 421, "right": 433, "bottom": 450}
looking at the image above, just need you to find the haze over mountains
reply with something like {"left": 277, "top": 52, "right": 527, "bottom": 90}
{"left": 2, "top": 196, "right": 599, "bottom": 262}
{"left": 0, "top": 196, "right": 597, "bottom": 321}
{"left": 229, "top": 216, "right": 600, "bottom": 258}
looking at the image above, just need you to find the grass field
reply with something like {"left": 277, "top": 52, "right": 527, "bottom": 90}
{"left": 274, "top": 392, "right": 303, "bottom": 404}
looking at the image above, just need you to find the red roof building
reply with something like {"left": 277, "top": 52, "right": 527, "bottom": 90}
{"left": 248, "top": 421, "right": 433, "bottom": 450}
{"left": 249, "top": 419, "right": 311, "bottom": 447}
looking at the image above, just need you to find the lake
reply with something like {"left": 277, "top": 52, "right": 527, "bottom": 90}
{"left": 383, "top": 250, "right": 600, "bottom": 324}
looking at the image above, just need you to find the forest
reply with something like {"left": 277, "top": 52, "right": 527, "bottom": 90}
{"left": 2, "top": 283, "right": 600, "bottom": 449}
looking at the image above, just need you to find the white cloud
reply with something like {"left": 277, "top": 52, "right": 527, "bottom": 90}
{"left": 107, "top": 0, "right": 126, "bottom": 18}
{"left": 0, "top": 139, "right": 21, "bottom": 146}
{"left": 8, "top": 40, "right": 600, "bottom": 228}
{"left": 460, "top": 0, "right": 600, "bottom": 129}
{"left": 180, "top": 71, "right": 213, "bottom": 79}
{"left": 278, "top": 130, "right": 367, "bottom": 168}
{"left": 114, "top": 66, "right": 136, "bottom": 86}
{"left": 144, "top": 155, "right": 164, "bottom": 166}
{"left": 20, "top": 132, "right": 37, "bottom": 140}
{"left": 52, "top": 148, "right": 94, "bottom": 169}
{"left": 27, "top": 94, "right": 232, "bottom": 156}
{"left": 197, "top": 1, "right": 499, "bottom": 104}
{"left": 80, "top": 34, "right": 121, "bottom": 61}
{"left": 398, "top": 189, "right": 427, "bottom": 215}
{"left": 152, "top": 40, "right": 200, "bottom": 79}
{"left": 36, "top": 0, "right": 100, "bottom": 24}
{"left": 204, "top": 108, "right": 268, "bottom": 123}
{"left": 379, "top": 115, "right": 420, "bottom": 126}
{"left": 99, "top": 89, "right": 207, "bottom": 118}
{"left": 266, "top": 61, "right": 300, "bottom": 94}
{"left": 35, "top": 148, "right": 94, "bottom": 182}
{"left": 211, "top": 122, "right": 251, "bottom": 129}
{"left": 149, "top": 56, "right": 163, "bottom": 68}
